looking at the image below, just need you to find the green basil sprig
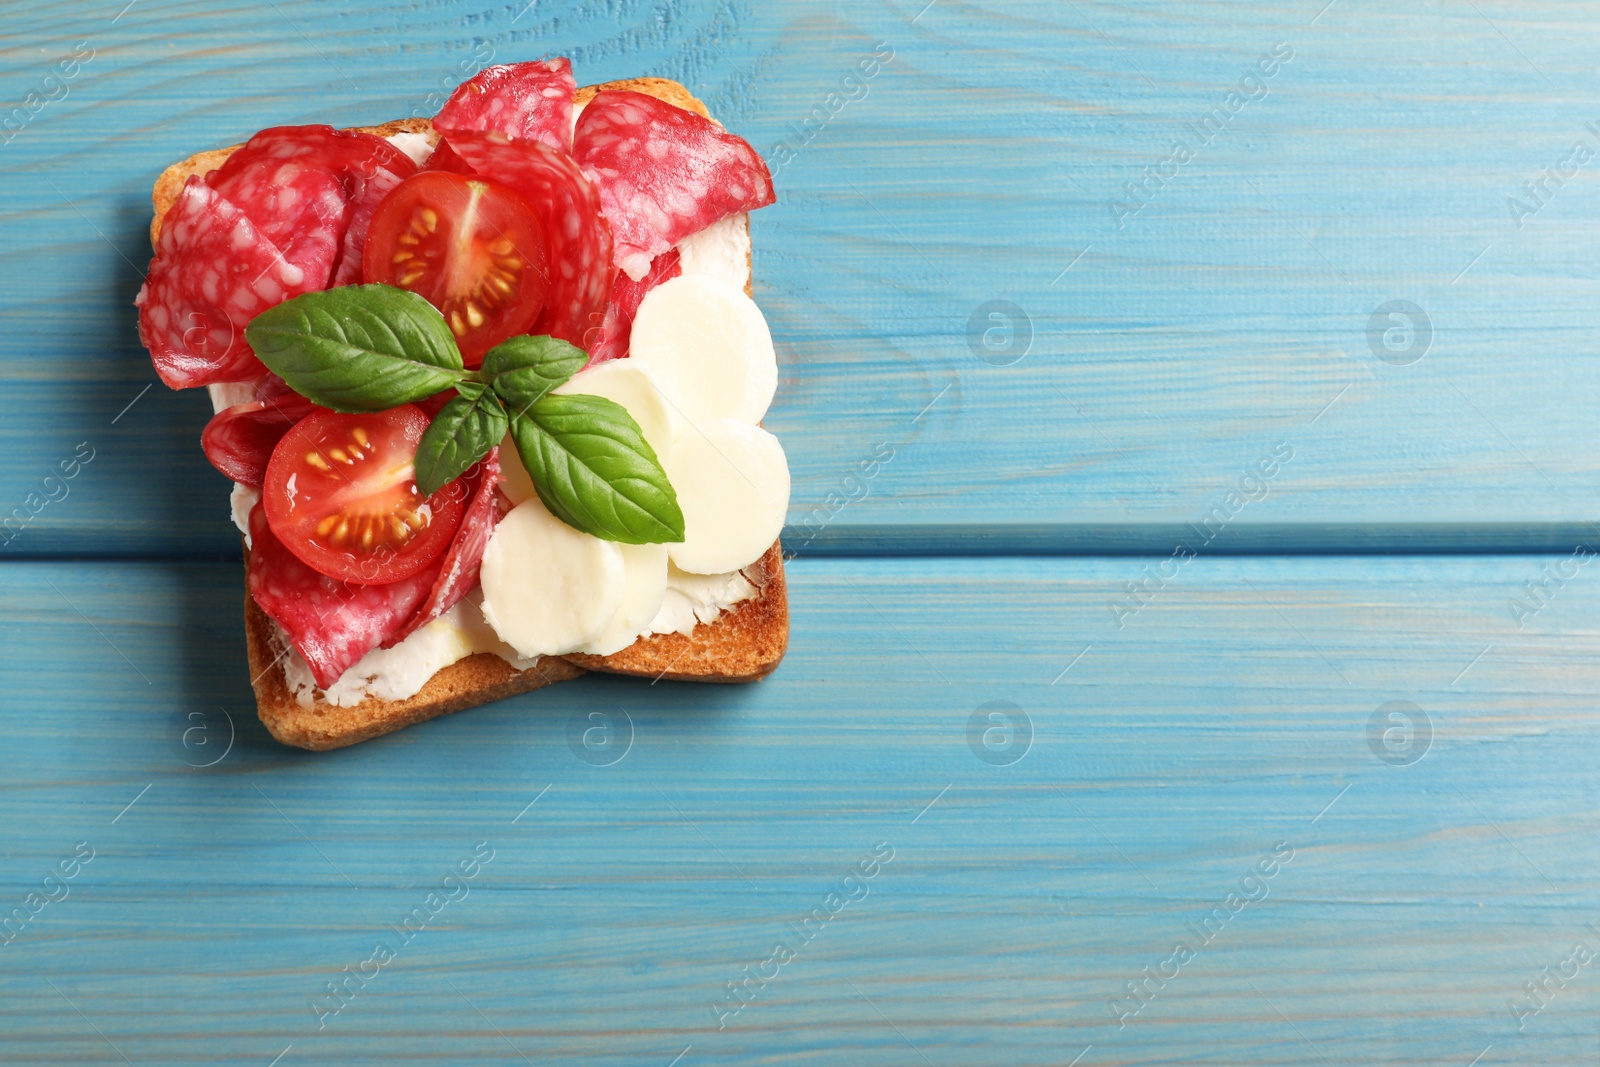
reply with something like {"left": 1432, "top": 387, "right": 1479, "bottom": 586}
{"left": 413, "top": 381, "right": 508, "bottom": 497}
{"left": 244, "top": 284, "right": 684, "bottom": 544}
{"left": 245, "top": 285, "right": 466, "bottom": 411}
{"left": 484, "top": 334, "right": 589, "bottom": 412}
{"left": 511, "top": 393, "right": 685, "bottom": 545}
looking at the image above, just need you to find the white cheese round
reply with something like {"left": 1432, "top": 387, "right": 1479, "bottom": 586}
{"left": 580, "top": 542, "right": 670, "bottom": 655}
{"left": 628, "top": 275, "right": 777, "bottom": 426}
{"left": 662, "top": 420, "right": 789, "bottom": 575}
{"left": 552, "top": 359, "right": 678, "bottom": 459}
{"left": 480, "top": 496, "right": 625, "bottom": 657}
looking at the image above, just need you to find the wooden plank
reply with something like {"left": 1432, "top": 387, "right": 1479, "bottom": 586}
{"left": 4, "top": 1, "right": 1600, "bottom": 556}
{"left": 2, "top": 554, "right": 1596, "bottom": 1063}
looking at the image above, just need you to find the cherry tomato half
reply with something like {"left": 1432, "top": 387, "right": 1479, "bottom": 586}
{"left": 263, "top": 406, "right": 465, "bottom": 585}
{"left": 363, "top": 170, "right": 551, "bottom": 365}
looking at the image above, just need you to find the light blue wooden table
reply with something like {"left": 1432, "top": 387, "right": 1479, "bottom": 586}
{"left": 5, "top": 1, "right": 1600, "bottom": 1064}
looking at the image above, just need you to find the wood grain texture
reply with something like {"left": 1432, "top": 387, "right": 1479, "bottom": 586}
{"left": 2, "top": 2, "right": 1598, "bottom": 1065}
{"left": 3, "top": 556, "right": 1599, "bottom": 1065}
{"left": 4, "top": 0, "right": 1600, "bottom": 555}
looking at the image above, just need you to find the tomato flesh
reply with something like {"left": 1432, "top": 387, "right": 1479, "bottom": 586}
{"left": 263, "top": 406, "right": 465, "bottom": 585}
{"left": 363, "top": 170, "right": 550, "bottom": 365}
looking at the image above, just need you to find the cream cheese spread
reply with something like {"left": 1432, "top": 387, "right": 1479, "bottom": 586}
{"left": 275, "top": 566, "right": 758, "bottom": 708}
{"left": 278, "top": 591, "right": 536, "bottom": 708}
{"left": 386, "top": 130, "right": 435, "bottom": 166}
{"left": 206, "top": 381, "right": 256, "bottom": 414}
{"left": 231, "top": 483, "right": 261, "bottom": 548}
{"left": 652, "top": 564, "right": 759, "bottom": 636}
{"left": 676, "top": 213, "right": 751, "bottom": 290}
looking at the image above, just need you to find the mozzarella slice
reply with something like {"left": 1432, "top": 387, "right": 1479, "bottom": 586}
{"left": 579, "top": 542, "right": 670, "bottom": 655}
{"left": 628, "top": 275, "right": 777, "bottom": 426}
{"left": 662, "top": 420, "right": 789, "bottom": 575}
{"left": 552, "top": 359, "right": 678, "bottom": 457}
{"left": 499, "top": 361, "right": 679, "bottom": 508}
{"left": 479, "top": 496, "right": 625, "bottom": 657}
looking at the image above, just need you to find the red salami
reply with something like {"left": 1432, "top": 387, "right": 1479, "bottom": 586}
{"left": 395, "top": 449, "right": 503, "bottom": 641}
{"left": 424, "top": 136, "right": 468, "bottom": 174}
{"left": 136, "top": 176, "right": 314, "bottom": 389}
{"left": 328, "top": 165, "right": 405, "bottom": 287}
{"left": 573, "top": 90, "right": 775, "bottom": 281}
{"left": 587, "top": 248, "right": 681, "bottom": 364}
{"left": 416, "top": 389, "right": 458, "bottom": 418}
{"left": 253, "top": 372, "right": 294, "bottom": 400}
{"left": 208, "top": 125, "right": 417, "bottom": 194}
{"left": 201, "top": 392, "right": 320, "bottom": 487}
{"left": 327, "top": 137, "right": 419, "bottom": 287}
{"left": 208, "top": 125, "right": 419, "bottom": 288}
{"left": 434, "top": 59, "right": 576, "bottom": 154}
{"left": 434, "top": 130, "right": 613, "bottom": 349}
{"left": 248, "top": 503, "right": 440, "bottom": 689}
{"left": 209, "top": 154, "right": 347, "bottom": 289}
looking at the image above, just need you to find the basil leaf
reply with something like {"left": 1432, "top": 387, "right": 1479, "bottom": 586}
{"left": 485, "top": 335, "right": 588, "bottom": 414}
{"left": 413, "top": 383, "right": 508, "bottom": 497}
{"left": 245, "top": 284, "right": 465, "bottom": 412}
{"left": 510, "top": 393, "right": 684, "bottom": 544}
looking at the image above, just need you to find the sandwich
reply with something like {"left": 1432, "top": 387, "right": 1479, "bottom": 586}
{"left": 137, "top": 60, "right": 789, "bottom": 750}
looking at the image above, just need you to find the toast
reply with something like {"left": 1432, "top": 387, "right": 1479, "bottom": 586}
{"left": 150, "top": 77, "right": 788, "bottom": 751}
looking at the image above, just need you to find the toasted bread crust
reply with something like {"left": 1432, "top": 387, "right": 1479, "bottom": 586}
{"left": 246, "top": 593, "right": 587, "bottom": 751}
{"left": 161, "top": 77, "right": 787, "bottom": 748}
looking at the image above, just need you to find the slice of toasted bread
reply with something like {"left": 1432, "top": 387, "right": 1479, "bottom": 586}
{"left": 150, "top": 77, "right": 788, "bottom": 750}
{"left": 245, "top": 592, "right": 587, "bottom": 751}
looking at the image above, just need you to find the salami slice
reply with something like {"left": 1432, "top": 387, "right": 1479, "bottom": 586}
{"left": 136, "top": 176, "right": 314, "bottom": 389}
{"left": 434, "top": 59, "right": 576, "bottom": 154}
{"left": 573, "top": 90, "right": 775, "bottom": 281}
{"left": 208, "top": 125, "right": 419, "bottom": 289}
{"left": 327, "top": 162, "right": 407, "bottom": 287}
{"left": 208, "top": 125, "right": 417, "bottom": 192}
{"left": 424, "top": 136, "right": 469, "bottom": 174}
{"left": 247, "top": 502, "right": 440, "bottom": 689}
{"left": 253, "top": 372, "right": 294, "bottom": 400}
{"left": 201, "top": 392, "right": 320, "bottom": 487}
{"left": 209, "top": 154, "right": 347, "bottom": 289}
{"left": 394, "top": 448, "right": 503, "bottom": 641}
{"left": 326, "top": 133, "right": 419, "bottom": 287}
{"left": 587, "top": 248, "right": 681, "bottom": 364}
{"left": 434, "top": 130, "right": 613, "bottom": 349}
{"left": 415, "top": 388, "right": 458, "bottom": 419}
